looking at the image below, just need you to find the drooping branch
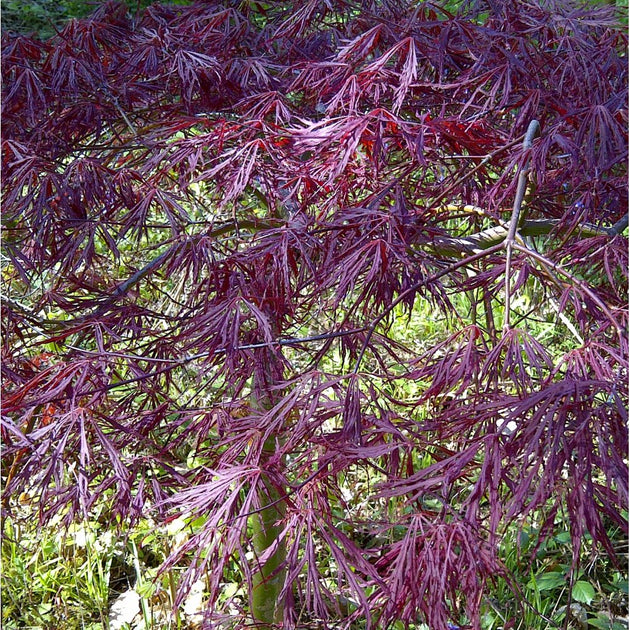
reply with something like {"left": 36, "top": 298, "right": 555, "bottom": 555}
{"left": 65, "top": 327, "right": 370, "bottom": 368}
{"left": 34, "top": 218, "right": 277, "bottom": 327}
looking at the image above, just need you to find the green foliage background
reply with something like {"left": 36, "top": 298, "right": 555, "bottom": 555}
{"left": 1, "top": 0, "right": 193, "bottom": 38}
{"left": 2, "top": 0, "right": 627, "bottom": 39}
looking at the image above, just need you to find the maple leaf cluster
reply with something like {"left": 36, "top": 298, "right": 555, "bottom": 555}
{"left": 1, "top": 1, "right": 627, "bottom": 628}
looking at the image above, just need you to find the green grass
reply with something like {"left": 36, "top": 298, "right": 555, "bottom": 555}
{"left": 3, "top": 504, "right": 626, "bottom": 629}
{"left": 2, "top": 513, "right": 113, "bottom": 629}
{"left": 1, "top": 503, "right": 196, "bottom": 630}
{"left": 480, "top": 520, "right": 628, "bottom": 630}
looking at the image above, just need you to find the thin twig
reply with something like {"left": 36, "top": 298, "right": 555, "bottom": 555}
{"left": 40, "top": 327, "right": 371, "bottom": 403}
{"left": 65, "top": 327, "right": 370, "bottom": 367}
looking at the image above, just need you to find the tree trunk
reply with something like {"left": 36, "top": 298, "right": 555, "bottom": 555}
{"left": 249, "top": 346, "right": 287, "bottom": 626}
{"left": 251, "top": 439, "right": 287, "bottom": 625}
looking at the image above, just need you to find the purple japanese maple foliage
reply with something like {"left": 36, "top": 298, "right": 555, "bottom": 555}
{"left": 2, "top": 0, "right": 627, "bottom": 628}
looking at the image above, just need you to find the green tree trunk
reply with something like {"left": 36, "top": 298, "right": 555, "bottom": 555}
{"left": 251, "top": 442, "right": 287, "bottom": 625}
{"left": 249, "top": 348, "right": 287, "bottom": 626}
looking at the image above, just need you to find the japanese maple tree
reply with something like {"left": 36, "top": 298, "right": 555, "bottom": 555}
{"left": 2, "top": 0, "right": 627, "bottom": 628}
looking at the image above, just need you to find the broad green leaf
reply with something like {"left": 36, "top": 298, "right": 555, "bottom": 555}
{"left": 572, "top": 580, "right": 595, "bottom": 604}
{"left": 529, "top": 571, "right": 565, "bottom": 591}
{"left": 588, "top": 613, "right": 627, "bottom": 630}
